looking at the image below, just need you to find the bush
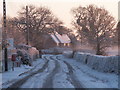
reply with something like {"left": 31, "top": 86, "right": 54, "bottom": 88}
{"left": 73, "top": 52, "right": 118, "bottom": 74}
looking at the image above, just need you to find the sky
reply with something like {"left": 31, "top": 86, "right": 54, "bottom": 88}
{"left": 0, "top": 0, "right": 119, "bottom": 28}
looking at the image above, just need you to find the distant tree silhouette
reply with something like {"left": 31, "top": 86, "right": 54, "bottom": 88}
{"left": 71, "top": 5, "right": 116, "bottom": 55}
{"left": 9, "top": 5, "right": 65, "bottom": 49}
{"left": 117, "top": 21, "right": 120, "bottom": 47}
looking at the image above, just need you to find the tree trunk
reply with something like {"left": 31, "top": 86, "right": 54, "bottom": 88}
{"left": 96, "top": 34, "right": 101, "bottom": 55}
{"left": 96, "top": 43, "right": 101, "bottom": 55}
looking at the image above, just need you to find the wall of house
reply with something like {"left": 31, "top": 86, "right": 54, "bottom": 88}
{"left": 44, "top": 36, "right": 57, "bottom": 49}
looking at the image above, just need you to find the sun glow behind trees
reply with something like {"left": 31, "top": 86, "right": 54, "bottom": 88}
{"left": 0, "top": 0, "right": 118, "bottom": 29}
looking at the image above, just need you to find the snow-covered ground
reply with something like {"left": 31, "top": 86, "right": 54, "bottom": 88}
{"left": 1, "top": 54, "right": 118, "bottom": 89}
{"left": 20, "top": 59, "right": 54, "bottom": 88}
{"left": 1, "top": 58, "right": 45, "bottom": 88}
{"left": 58, "top": 55, "right": 118, "bottom": 88}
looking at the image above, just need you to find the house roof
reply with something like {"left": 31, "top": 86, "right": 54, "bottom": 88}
{"left": 51, "top": 34, "right": 59, "bottom": 44}
{"left": 50, "top": 33, "right": 71, "bottom": 44}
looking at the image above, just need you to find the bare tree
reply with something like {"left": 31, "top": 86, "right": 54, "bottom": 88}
{"left": 10, "top": 5, "right": 63, "bottom": 49}
{"left": 0, "top": 16, "right": 2, "bottom": 51}
{"left": 71, "top": 5, "right": 116, "bottom": 55}
{"left": 116, "top": 21, "right": 120, "bottom": 46}
{"left": 2, "top": 17, "right": 26, "bottom": 45}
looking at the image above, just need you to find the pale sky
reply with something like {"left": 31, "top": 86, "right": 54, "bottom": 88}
{"left": 0, "top": 0, "right": 119, "bottom": 28}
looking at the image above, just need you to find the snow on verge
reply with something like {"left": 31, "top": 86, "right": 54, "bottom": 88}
{"left": 58, "top": 55, "right": 118, "bottom": 88}
{"left": 1, "top": 58, "right": 44, "bottom": 88}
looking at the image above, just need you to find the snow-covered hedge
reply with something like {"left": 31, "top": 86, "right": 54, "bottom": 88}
{"left": 73, "top": 52, "right": 90, "bottom": 64}
{"left": 28, "top": 47, "right": 39, "bottom": 60}
{"left": 41, "top": 47, "right": 72, "bottom": 55}
{"left": 63, "top": 51, "right": 73, "bottom": 58}
{"left": 41, "top": 49, "right": 57, "bottom": 54}
{"left": 74, "top": 52, "right": 118, "bottom": 74}
{"left": 16, "top": 45, "right": 39, "bottom": 61}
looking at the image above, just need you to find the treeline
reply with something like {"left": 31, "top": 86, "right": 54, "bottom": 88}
{"left": 2, "top": 5, "right": 71, "bottom": 49}
{"left": 1, "top": 4, "right": 119, "bottom": 55}
{"left": 71, "top": 5, "right": 118, "bottom": 55}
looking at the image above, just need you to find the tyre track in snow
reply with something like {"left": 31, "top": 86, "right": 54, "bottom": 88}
{"left": 42, "top": 56, "right": 60, "bottom": 88}
{"left": 6, "top": 57, "right": 49, "bottom": 89}
{"left": 63, "top": 61, "right": 83, "bottom": 88}
{"left": 56, "top": 56, "right": 85, "bottom": 88}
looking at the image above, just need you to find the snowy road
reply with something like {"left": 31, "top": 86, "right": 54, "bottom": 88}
{"left": 5, "top": 54, "right": 118, "bottom": 89}
{"left": 7, "top": 55, "right": 84, "bottom": 89}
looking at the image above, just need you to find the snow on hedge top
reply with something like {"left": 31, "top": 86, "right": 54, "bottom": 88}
{"left": 76, "top": 51, "right": 118, "bottom": 58}
{"left": 16, "top": 44, "right": 32, "bottom": 49}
